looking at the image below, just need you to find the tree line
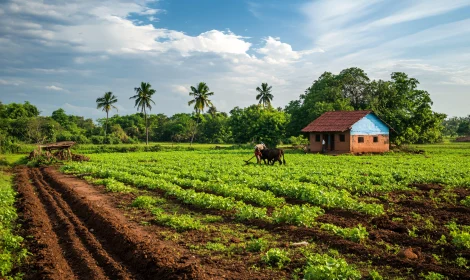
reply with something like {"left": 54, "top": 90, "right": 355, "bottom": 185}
{"left": 1, "top": 67, "right": 465, "bottom": 152}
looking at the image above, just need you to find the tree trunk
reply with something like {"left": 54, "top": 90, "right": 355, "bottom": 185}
{"left": 105, "top": 111, "right": 108, "bottom": 140}
{"left": 190, "top": 114, "right": 199, "bottom": 147}
{"left": 145, "top": 108, "right": 148, "bottom": 146}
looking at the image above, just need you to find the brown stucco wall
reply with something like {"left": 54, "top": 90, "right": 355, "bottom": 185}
{"left": 334, "top": 131, "right": 350, "bottom": 152}
{"left": 350, "top": 134, "right": 389, "bottom": 153}
{"left": 309, "top": 133, "right": 322, "bottom": 152}
{"left": 309, "top": 132, "right": 351, "bottom": 152}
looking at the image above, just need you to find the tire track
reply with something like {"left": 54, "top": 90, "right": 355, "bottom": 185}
{"left": 17, "top": 166, "right": 275, "bottom": 280}
{"left": 15, "top": 167, "right": 77, "bottom": 280}
{"left": 29, "top": 168, "right": 133, "bottom": 279}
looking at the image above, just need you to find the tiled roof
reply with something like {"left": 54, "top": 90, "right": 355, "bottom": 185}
{"left": 301, "top": 110, "right": 372, "bottom": 132}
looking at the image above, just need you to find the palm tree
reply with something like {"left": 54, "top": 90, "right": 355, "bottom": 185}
{"left": 188, "top": 82, "right": 214, "bottom": 145}
{"left": 256, "top": 82, "right": 273, "bottom": 108}
{"left": 130, "top": 82, "right": 156, "bottom": 145}
{"left": 96, "top": 92, "right": 118, "bottom": 139}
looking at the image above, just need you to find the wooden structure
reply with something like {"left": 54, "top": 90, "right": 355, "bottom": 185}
{"left": 301, "top": 111, "right": 392, "bottom": 154}
{"left": 30, "top": 141, "right": 76, "bottom": 160}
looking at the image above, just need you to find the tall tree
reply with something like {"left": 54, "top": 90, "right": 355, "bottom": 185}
{"left": 96, "top": 92, "right": 118, "bottom": 138}
{"left": 207, "top": 106, "right": 218, "bottom": 117}
{"left": 188, "top": 82, "right": 214, "bottom": 145}
{"left": 130, "top": 82, "right": 156, "bottom": 145}
{"left": 337, "top": 67, "right": 370, "bottom": 110}
{"left": 256, "top": 82, "right": 274, "bottom": 108}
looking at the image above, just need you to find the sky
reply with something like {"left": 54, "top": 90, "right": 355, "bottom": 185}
{"left": 0, "top": 0, "right": 469, "bottom": 119}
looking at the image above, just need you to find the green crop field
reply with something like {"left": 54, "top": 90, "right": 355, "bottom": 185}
{"left": 60, "top": 143, "right": 470, "bottom": 279}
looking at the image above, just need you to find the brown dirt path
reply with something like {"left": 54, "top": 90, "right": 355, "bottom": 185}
{"left": 16, "top": 166, "right": 276, "bottom": 279}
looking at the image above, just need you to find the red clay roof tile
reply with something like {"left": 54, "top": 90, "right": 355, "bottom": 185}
{"left": 301, "top": 110, "right": 372, "bottom": 132}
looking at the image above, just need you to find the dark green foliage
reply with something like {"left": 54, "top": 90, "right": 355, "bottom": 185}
{"left": 285, "top": 68, "right": 446, "bottom": 144}
{"left": 229, "top": 105, "right": 289, "bottom": 147}
{"left": 444, "top": 116, "right": 470, "bottom": 136}
{"left": 1, "top": 67, "right": 448, "bottom": 148}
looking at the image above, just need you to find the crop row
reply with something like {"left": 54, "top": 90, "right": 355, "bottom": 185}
{"left": 61, "top": 164, "right": 325, "bottom": 226}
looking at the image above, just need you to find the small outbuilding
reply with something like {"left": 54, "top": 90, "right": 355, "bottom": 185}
{"left": 301, "top": 111, "right": 391, "bottom": 154}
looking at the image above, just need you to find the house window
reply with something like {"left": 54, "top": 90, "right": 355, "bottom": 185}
{"left": 358, "top": 137, "right": 364, "bottom": 143}
{"left": 373, "top": 136, "right": 378, "bottom": 143}
{"left": 315, "top": 134, "right": 321, "bottom": 142}
{"left": 339, "top": 134, "right": 345, "bottom": 142}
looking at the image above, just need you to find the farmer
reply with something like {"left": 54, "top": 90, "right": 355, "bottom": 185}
{"left": 254, "top": 143, "right": 266, "bottom": 164}
{"left": 322, "top": 138, "right": 326, "bottom": 153}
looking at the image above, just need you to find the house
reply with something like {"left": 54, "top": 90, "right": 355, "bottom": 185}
{"left": 301, "top": 111, "right": 391, "bottom": 154}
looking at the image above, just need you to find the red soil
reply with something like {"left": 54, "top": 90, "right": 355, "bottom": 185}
{"left": 15, "top": 166, "right": 279, "bottom": 279}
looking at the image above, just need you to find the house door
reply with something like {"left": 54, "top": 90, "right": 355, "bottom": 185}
{"left": 330, "top": 134, "right": 335, "bottom": 151}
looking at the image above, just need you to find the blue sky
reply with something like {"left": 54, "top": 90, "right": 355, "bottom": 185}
{"left": 0, "top": 0, "right": 469, "bottom": 119}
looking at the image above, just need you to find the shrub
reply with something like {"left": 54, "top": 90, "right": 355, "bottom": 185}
{"left": 320, "top": 223, "right": 369, "bottom": 243}
{"left": 90, "top": 136, "right": 105, "bottom": 144}
{"left": 461, "top": 196, "right": 470, "bottom": 207}
{"left": 70, "top": 134, "right": 90, "bottom": 144}
{"left": 455, "top": 257, "right": 468, "bottom": 268}
{"left": 288, "top": 135, "right": 309, "bottom": 145}
{"left": 92, "top": 178, "right": 135, "bottom": 193}
{"left": 103, "top": 135, "right": 121, "bottom": 144}
{"left": 272, "top": 204, "right": 324, "bottom": 227}
{"left": 132, "top": 196, "right": 161, "bottom": 209}
{"left": 246, "top": 238, "right": 268, "bottom": 252}
{"left": 262, "top": 248, "right": 290, "bottom": 269}
{"left": 420, "top": 272, "right": 445, "bottom": 280}
{"left": 451, "top": 231, "right": 470, "bottom": 249}
{"left": 369, "top": 269, "right": 383, "bottom": 280}
{"left": 447, "top": 221, "right": 470, "bottom": 249}
{"left": 303, "top": 253, "right": 361, "bottom": 280}
{"left": 153, "top": 212, "right": 203, "bottom": 232}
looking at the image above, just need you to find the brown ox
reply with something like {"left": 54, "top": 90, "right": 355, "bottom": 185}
{"left": 260, "top": 148, "right": 286, "bottom": 165}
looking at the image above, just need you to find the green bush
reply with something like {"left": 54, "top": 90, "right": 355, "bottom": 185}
{"left": 90, "top": 136, "right": 105, "bottom": 144}
{"left": 447, "top": 221, "right": 470, "bottom": 249}
{"left": 262, "top": 248, "right": 290, "bottom": 269}
{"left": 153, "top": 211, "right": 203, "bottom": 232}
{"left": 420, "top": 272, "right": 445, "bottom": 280}
{"left": 320, "top": 223, "right": 369, "bottom": 243}
{"left": 103, "top": 135, "right": 121, "bottom": 144}
{"left": 272, "top": 204, "right": 324, "bottom": 227}
{"left": 70, "top": 134, "right": 90, "bottom": 144}
{"left": 246, "top": 238, "right": 268, "bottom": 252}
{"left": 92, "top": 178, "right": 135, "bottom": 193}
{"left": 369, "top": 270, "right": 383, "bottom": 280}
{"left": 303, "top": 253, "right": 361, "bottom": 280}
{"left": 455, "top": 257, "right": 468, "bottom": 268}
{"left": 461, "top": 196, "right": 470, "bottom": 207}
{"left": 131, "top": 196, "right": 161, "bottom": 209}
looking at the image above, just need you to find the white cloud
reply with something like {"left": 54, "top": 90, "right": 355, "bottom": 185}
{"left": 371, "top": 0, "right": 470, "bottom": 27}
{"left": 46, "top": 85, "right": 65, "bottom": 91}
{"left": 1, "top": 0, "right": 469, "bottom": 119}
{"left": 256, "top": 37, "right": 323, "bottom": 64}
{"left": 172, "top": 85, "right": 189, "bottom": 96}
{"left": 0, "top": 79, "right": 22, "bottom": 86}
{"left": 138, "top": 8, "right": 161, "bottom": 15}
